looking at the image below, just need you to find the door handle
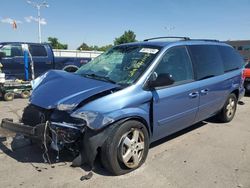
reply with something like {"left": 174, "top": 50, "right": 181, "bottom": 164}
{"left": 189, "top": 91, "right": 199, "bottom": 98}
{"left": 200, "top": 89, "right": 209, "bottom": 95}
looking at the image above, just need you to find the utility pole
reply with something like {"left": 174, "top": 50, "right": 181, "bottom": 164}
{"left": 27, "top": 1, "right": 49, "bottom": 43}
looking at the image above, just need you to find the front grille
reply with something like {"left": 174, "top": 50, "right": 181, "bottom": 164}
{"left": 22, "top": 104, "right": 51, "bottom": 127}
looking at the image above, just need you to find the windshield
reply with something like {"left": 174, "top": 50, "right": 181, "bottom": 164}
{"left": 76, "top": 45, "right": 161, "bottom": 85}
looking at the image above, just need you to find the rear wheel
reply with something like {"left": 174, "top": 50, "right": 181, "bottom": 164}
{"left": 4, "top": 92, "right": 14, "bottom": 101}
{"left": 101, "top": 120, "right": 149, "bottom": 175}
{"left": 21, "top": 90, "right": 30, "bottom": 99}
{"left": 217, "top": 93, "right": 237, "bottom": 123}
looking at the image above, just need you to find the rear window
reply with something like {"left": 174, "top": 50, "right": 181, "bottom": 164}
{"left": 188, "top": 45, "right": 224, "bottom": 80}
{"left": 246, "top": 63, "right": 250, "bottom": 69}
{"left": 29, "top": 45, "right": 47, "bottom": 57}
{"left": 218, "top": 46, "right": 244, "bottom": 72}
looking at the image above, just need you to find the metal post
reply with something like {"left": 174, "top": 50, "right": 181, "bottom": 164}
{"left": 24, "top": 50, "right": 29, "bottom": 80}
{"left": 38, "top": 6, "right": 41, "bottom": 43}
{"left": 27, "top": 1, "right": 49, "bottom": 43}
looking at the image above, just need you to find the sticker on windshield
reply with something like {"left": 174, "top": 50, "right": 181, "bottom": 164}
{"left": 140, "top": 48, "right": 159, "bottom": 54}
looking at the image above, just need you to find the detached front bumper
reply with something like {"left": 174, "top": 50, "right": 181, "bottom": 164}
{"left": 1, "top": 117, "right": 121, "bottom": 169}
{"left": 0, "top": 118, "right": 45, "bottom": 139}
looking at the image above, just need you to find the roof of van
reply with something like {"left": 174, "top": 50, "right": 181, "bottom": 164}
{"left": 119, "top": 38, "right": 231, "bottom": 48}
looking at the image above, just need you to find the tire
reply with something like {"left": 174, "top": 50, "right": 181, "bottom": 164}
{"left": 4, "top": 92, "right": 14, "bottom": 101}
{"left": 63, "top": 66, "right": 78, "bottom": 73}
{"left": 217, "top": 93, "right": 237, "bottom": 123}
{"left": 245, "top": 82, "right": 250, "bottom": 94}
{"left": 101, "top": 120, "right": 149, "bottom": 175}
{"left": 21, "top": 90, "right": 30, "bottom": 99}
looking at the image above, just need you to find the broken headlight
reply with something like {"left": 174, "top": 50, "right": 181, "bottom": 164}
{"left": 70, "top": 111, "right": 114, "bottom": 130}
{"left": 57, "top": 103, "right": 77, "bottom": 111}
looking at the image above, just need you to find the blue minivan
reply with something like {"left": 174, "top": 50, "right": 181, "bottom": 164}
{"left": 1, "top": 37, "right": 245, "bottom": 175}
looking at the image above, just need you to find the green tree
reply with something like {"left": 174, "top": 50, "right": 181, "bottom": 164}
{"left": 98, "top": 44, "right": 113, "bottom": 51}
{"left": 77, "top": 42, "right": 91, "bottom": 51}
{"left": 48, "top": 37, "right": 68, "bottom": 49}
{"left": 77, "top": 42, "right": 113, "bottom": 52}
{"left": 114, "top": 30, "right": 137, "bottom": 45}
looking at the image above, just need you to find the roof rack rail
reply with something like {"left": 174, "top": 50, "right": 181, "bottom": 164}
{"left": 190, "top": 39, "right": 220, "bottom": 42}
{"left": 144, "top": 36, "right": 190, "bottom": 41}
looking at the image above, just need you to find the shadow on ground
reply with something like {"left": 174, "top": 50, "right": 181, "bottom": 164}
{"left": 0, "top": 120, "right": 211, "bottom": 176}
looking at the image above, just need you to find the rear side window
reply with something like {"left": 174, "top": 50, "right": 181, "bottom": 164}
{"left": 29, "top": 45, "right": 47, "bottom": 57}
{"left": 189, "top": 45, "right": 224, "bottom": 80}
{"left": 218, "top": 46, "right": 244, "bottom": 72}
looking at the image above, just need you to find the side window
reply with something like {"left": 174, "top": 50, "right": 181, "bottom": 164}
{"left": 219, "top": 46, "right": 244, "bottom": 72}
{"left": 154, "top": 46, "right": 194, "bottom": 85}
{"left": 29, "top": 45, "right": 47, "bottom": 57}
{"left": 0, "top": 44, "right": 23, "bottom": 57}
{"left": 189, "top": 45, "right": 224, "bottom": 80}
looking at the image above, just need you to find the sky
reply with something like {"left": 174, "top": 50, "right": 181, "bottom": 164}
{"left": 0, "top": 0, "right": 250, "bottom": 49}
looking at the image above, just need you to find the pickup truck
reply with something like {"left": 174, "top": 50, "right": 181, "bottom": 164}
{"left": 0, "top": 42, "right": 92, "bottom": 80}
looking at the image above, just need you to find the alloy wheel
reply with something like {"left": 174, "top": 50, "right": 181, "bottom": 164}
{"left": 226, "top": 97, "right": 236, "bottom": 119}
{"left": 119, "top": 128, "right": 145, "bottom": 169}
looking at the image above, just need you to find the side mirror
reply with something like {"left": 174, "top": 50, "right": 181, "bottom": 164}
{"left": 147, "top": 72, "right": 174, "bottom": 89}
{"left": 0, "top": 52, "right": 6, "bottom": 59}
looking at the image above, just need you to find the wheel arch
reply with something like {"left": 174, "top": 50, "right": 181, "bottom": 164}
{"left": 231, "top": 89, "right": 239, "bottom": 100}
{"left": 63, "top": 65, "right": 79, "bottom": 72}
{"left": 112, "top": 116, "right": 152, "bottom": 138}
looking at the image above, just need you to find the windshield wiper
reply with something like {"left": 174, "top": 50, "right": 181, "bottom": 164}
{"left": 83, "top": 73, "right": 117, "bottom": 84}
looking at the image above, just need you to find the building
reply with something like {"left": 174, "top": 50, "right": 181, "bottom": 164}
{"left": 225, "top": 40, "right": 250, "bottom": 63}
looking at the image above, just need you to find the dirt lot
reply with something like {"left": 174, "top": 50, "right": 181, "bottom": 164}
{"left": 0, "top": 96, "right": 250, "bottom": 188}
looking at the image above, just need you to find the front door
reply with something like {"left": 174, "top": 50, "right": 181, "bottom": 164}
{"left": 151, "top": 46, "right": 199, "bottom": 141}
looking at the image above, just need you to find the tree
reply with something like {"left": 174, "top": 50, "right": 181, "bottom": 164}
{"left": 77, "top": 42, "right": 91, "bottom": 51}
{"left": 98, "top": 44, "right": 113, "bottom": 51}
{"left": 114, "top": 30, "right": 137, "bottom": 45}
{"left": 77, "top": 42, "right": 113, "bottom": 52}
{"left": 48, "top": 37, "right": 68, "bottom": 49}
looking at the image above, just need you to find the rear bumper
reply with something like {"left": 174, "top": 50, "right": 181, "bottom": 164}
{"left": 0, "top": 118, "right": 45, "bottom": 139}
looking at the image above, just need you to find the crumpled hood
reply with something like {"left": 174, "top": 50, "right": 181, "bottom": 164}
{"left": 30, "top": 70, "right": 118, "bottom": 109}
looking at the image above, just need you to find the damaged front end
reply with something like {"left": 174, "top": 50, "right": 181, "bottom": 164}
{"left": 1, "top": 104, "right": 115, "bottom": 169}
{"left": 0, "top": 69, "right": 121, "bottom": 168}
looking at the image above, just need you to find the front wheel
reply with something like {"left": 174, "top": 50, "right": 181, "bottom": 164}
{"left": 4, "top": 92, "right": 14, "bottom": 101}
{"left": 101, "top": 120, "right": 149, "bottom": 175}
{"left": 217, "top": 93, "right": 237, "bottom": 123}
